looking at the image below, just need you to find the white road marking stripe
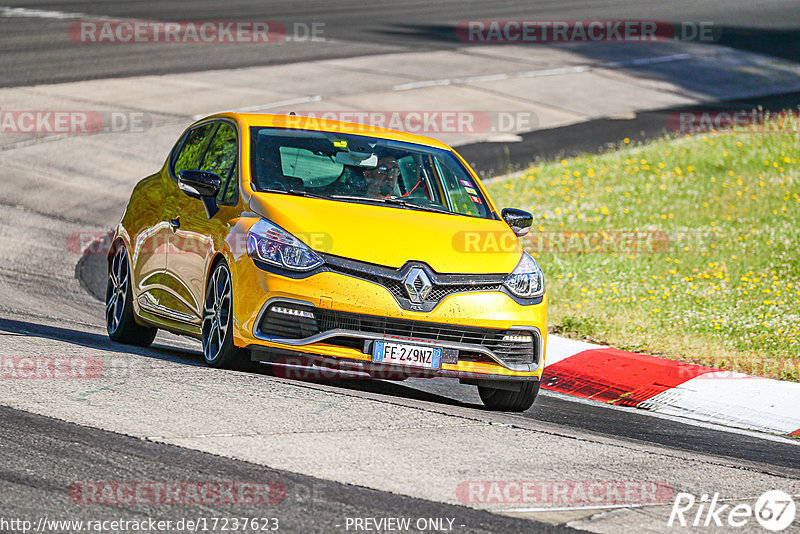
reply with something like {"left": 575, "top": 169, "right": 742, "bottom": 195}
{"left": 543, "top": 334, "right": 606, "bottom": 366}
{"left": 541, "top": 388, "right": 800, "bottom": 445}
{"left": 503, "top": 503, "right": 647, "bottom": 513}
{"left": 392, "top": 53, "right": 690, "bottom": 91}
{"left": 196, "top": 95, "right": 323, "bottom": 120}
{"left": 503, "top": 492, "right": 800, "bottom": 513}
{"left": 0, "top": 6, "right": 90, "bottom": 19}
{"left": 235, "top": 94, "right": 323, "bottom": 112}
{"left": 391, "top": 79, "right": 453, "bottom": 91}
{"left": 642, "top": 373, "right": 800, "bottom": 435}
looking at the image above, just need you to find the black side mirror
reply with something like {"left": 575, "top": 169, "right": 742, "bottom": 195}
{"left": 501, "top": 208, "right": 533, "bottom": 237}
{"left": 178, "top": 170, "right": 221, "bottom": 218}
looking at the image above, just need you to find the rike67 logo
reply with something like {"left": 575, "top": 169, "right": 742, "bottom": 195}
{"left": 668, "top": 490, "right": 796, "bottom": 531}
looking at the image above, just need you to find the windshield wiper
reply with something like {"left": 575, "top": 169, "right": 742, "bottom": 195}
{"left": 329, "top": 195, "right": 451, "bottom": 214}
{"left": 329, "top": 194, "right": 384, "bottom": 203}
{"left": 385, "top": 198, "right": 451, "bottom": 214}
{"left": 287, "top": 189, "right": 328, "bottom": 199}
{"left": 264, "top": 190, "right": 451, "bottom": 214}
{"left": 260, "top": 188, "right": 327, "bottom": 200}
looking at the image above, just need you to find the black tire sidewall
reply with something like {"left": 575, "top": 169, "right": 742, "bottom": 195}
{"left": 478, "top": 380, "right": 540, "bottom": 412}
{"left": 107, "top": 245, "right": 156, "bottom": 346}
{"left": 203, "top": 262, "right": 245, "bottom": 368}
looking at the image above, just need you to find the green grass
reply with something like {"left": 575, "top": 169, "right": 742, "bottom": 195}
{"left": 486, "top": 113, "right": 800, "bottom": 380}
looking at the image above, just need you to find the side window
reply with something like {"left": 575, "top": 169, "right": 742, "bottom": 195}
{"left": 173, "top": 123, "right": 217, "bottom": 176}
{"left": 397, "top": 155, "right": 432, "bottom": 200}
{"left": 433, "top": 157, "right": 487, "bottom": 217}
{"left": 200, "top": 123, "right": 238, "bottom": 204}
{"left": 219, "top": 162, "right": 238, "bottom": 204}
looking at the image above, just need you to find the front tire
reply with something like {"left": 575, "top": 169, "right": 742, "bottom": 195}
{"left": 106, "top": 244, "right": 157, "bottom": 347}
{"left": 478, "top": 380, "right": 540, "bottom": 412}
{"left": 202, "top": 261, "right": 249, "bottom": 369}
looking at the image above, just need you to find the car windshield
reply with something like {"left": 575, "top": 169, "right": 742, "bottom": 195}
{"left": 249, "top": 127, "right": 492, "bottom": 219}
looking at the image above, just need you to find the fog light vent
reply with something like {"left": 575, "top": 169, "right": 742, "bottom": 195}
{"left": 502, "top": 334, "right": 533, "bottom": 343}
{"left": 272, "top": 306, "right": 315, "bottom": 319}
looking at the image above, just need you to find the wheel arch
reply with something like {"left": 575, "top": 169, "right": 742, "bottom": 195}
{"left": 107, "top": 232, "right": 131, "bottom": 266}
{"left": 205, "top": 253, "right": 229, "bottom": 289}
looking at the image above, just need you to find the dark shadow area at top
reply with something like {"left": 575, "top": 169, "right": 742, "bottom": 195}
{"left": 376, "top": 23, "right": 800, "bottom": 62}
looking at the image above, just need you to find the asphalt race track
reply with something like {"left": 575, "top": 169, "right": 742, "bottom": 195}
{"left": 2, "top": 1, "right": 800, "bottom": 532}
{"left": 1, "top": 0, "right": 800, "bottom": 87}
{"left": 0, "top": 405, "right": 562, "bottom": 533}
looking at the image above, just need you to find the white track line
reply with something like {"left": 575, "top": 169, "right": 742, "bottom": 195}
{"left": 1, "top": 6, "right": 94, "bottom": 20}
{"left": 541, "top": 388, "right": 800, "bottom": 445}
{"left": 392, "top": 53, "right": 691, "bottom": 91}
{"left": 197, "top": 95, "right": 323, "bottom": 120}
{"left": 502, "top": 492, "right": 800, "bottom": 514}
{"left": 503, "top": 503, "right": 649, "bottom": 514}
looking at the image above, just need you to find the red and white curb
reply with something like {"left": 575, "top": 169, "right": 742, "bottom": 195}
{"left": 543, "top": 336, "right": 800, "bottom": 437}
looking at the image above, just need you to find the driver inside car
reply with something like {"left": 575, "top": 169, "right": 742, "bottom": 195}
{"left": 363, "top": 156, "right": 400, "bottom": 199}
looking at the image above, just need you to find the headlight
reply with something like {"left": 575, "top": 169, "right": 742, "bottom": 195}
{"left": 246, "top": 219, "right": 324, "bottom": 271}
{"left": 504, "top": 252, "right": 545, "bottom": 298}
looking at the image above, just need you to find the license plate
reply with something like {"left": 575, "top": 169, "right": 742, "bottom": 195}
{"left": 372, "top": 341, "right": 442, "bottom": 370}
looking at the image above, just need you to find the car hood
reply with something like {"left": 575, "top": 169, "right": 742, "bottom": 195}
{"left": 248, "top": 193, "right": 522, "bottom": 274}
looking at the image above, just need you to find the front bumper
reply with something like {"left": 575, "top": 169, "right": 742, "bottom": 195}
{"left": 231, "top": 258, "right": 547, "bottom": 380}
{"left": 248, "top": 344, "right": 542, "bottom": 382}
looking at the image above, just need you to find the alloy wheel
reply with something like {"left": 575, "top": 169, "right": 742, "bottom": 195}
{"left": 106, "top": 246, "right": 129, "bottom": 335}
{"left": 202, "top": 263, "right": 232, "bottom": 363}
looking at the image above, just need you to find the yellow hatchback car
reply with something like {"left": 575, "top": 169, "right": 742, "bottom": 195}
{"left": 107, "top": 113, "right": 547, "bottom": 411}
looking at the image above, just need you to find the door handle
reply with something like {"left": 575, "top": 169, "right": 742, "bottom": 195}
{"left": 169, "top": 217, "right": 181, "bottom": 231}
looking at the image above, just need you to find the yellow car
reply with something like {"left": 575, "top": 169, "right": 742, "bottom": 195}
{"left": 107, "top": 113, "right": 547, "bottom": 411}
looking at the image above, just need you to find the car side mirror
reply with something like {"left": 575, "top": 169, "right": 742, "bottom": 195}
{"left": 178, "top": 170, "right": 221, "bottom": 218}
{"left": 501, "top": 208, "right": 533, "bottom": 237}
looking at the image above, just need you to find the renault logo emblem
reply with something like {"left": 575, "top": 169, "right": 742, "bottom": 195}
{"left": 403, "top": 267, "right": 432, "bottom": 303}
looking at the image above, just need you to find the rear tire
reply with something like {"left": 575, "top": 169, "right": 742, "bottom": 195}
{"left": 106, "top": 244, "right": 157, "bottom": 347}
{"left": 478, "top": 380, "right": 540, "bottom": 412}
{"left": 202, "top": 261, "right": 250, "bottom": 369}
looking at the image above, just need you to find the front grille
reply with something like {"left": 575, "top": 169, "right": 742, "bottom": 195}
{"left": 258, "top": 303, "right": 537, "bottom": 365}
{"left": 325, "top": 262, "right": 504, "bottom": 305}
{"left": 425, "top": 283, "right": 503, "bottom": 302}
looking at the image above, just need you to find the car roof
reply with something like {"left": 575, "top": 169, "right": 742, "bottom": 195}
{"left": 200, "top": 112, "right": 454, "bottom": 151}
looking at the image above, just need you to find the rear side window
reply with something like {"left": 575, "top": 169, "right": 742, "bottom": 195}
{"left": 173, "top": 123, "right": 217, "bottom": 176}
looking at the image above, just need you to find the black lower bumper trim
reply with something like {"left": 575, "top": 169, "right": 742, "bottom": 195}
{"left": 246, "top": 345, "right": 540, "bottom": 382}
